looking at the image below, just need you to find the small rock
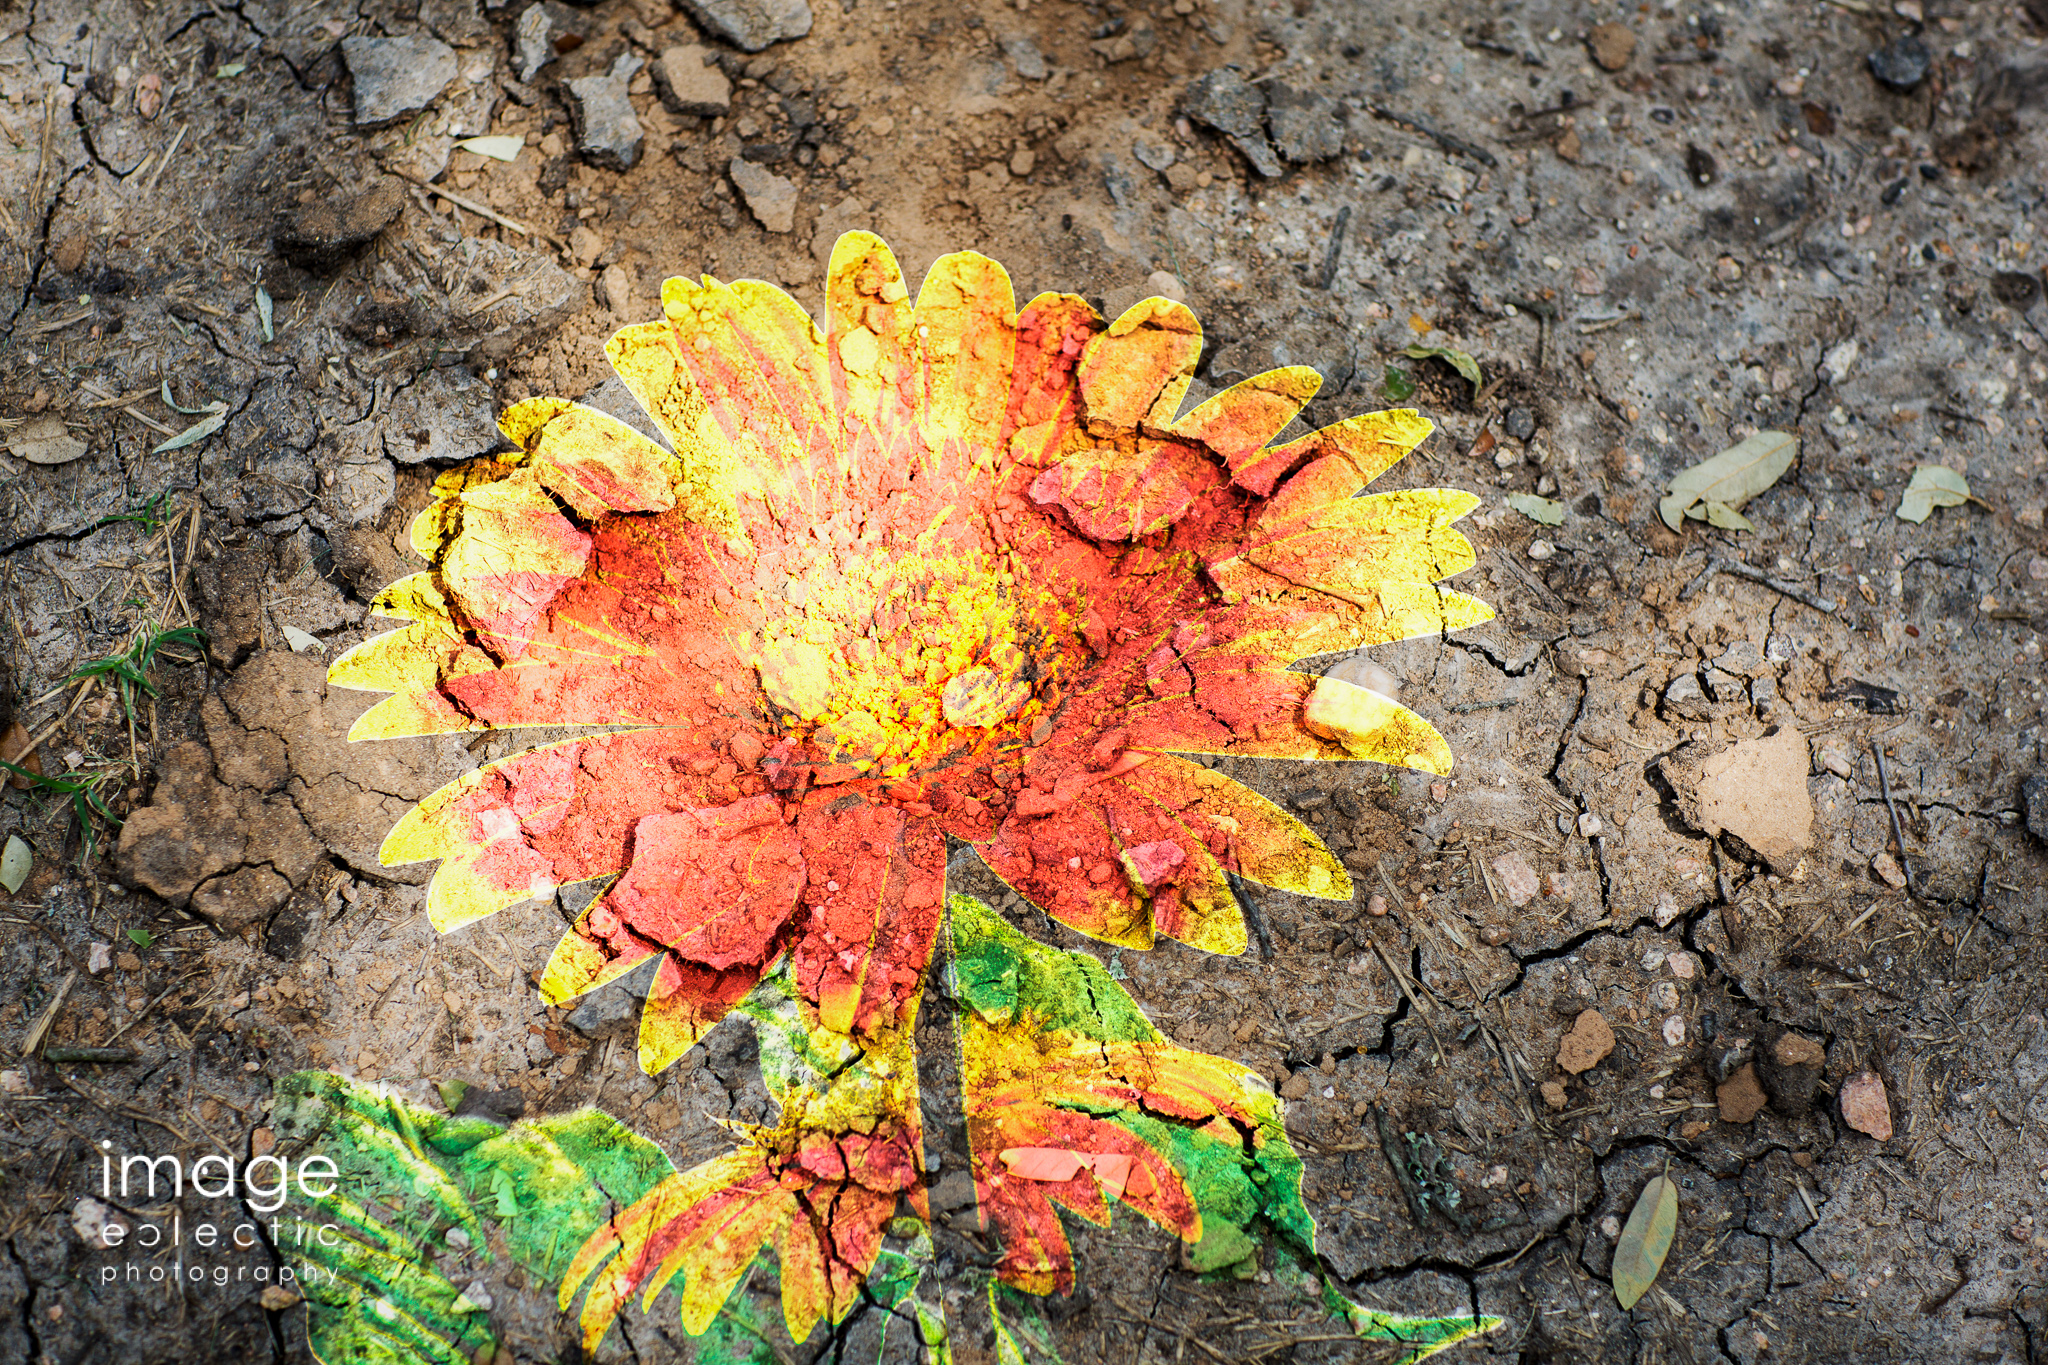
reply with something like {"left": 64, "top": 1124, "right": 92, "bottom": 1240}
{"left": 1821, "top": 338, "right": 1860, "bottom": 385}
{"left": 1540, "top": 1079, "right": 1568, "bottom": 1110}
{"left": 259, "top": 1286, "right": 301, "bottom": 1312}
{"left": 1868, "top": 34, "right": 1931, "bottom": 93}
{"left": 1365, "top": 893, "right": 1389, "bottom": 917}
{"left": 340, "top": 35, "right": 459, "bottom": 128}
{"left": 929, "top": 1170, "right": 976, "bottom": 1212}
{"left": 1480, "top": 925, "right": 1512, "bottom": 947}
{"left": 1701, "top": 667, "right": 1746, "bottom": 703}
{"left": 1662, "top": 672, "right": 1711, "bottom": 721}
{"left": 116, "top": 952, "right": 142, "bottom": 972}
{"left": 1557, "top": 1009, "right": 1615, "bottom": 1075}
{"left": 654, "top": 44, "right": 732, "bottom": 117}
{"left": 1662, "top": 1015, "right": 1686, "bottom": 1046}
{"left": 1774, "top": 1033, "right": 1825, "bottom": 1068}
{"left": 1280, "top": 1071, "right": 1313, "bottom": 1100}
{"left": 1713, "top": 255, "right": 1742, "bottom": 282}
{"left": 1587, "top": 21, "right": 1637, "bottom": 71}
{"left": 0, "top": 1071, "right": 26, "bottom": 1096}
{"left": 1750, "top": 673, "right": 1779, "bottom": 720}
{"left": 1527, "top": 539, "right": 1556, "bottom": 562}
{"left": 72, "top": 1197, "right": 119, "bottom": 1249}
{"left": 1572, "top": 266, "right": 1605, "bottom": 296}
{"left": 1718, "top": 1063, "right": 1768, "bottom": 1123}
{"left": 1503, "top": 405, "right": 1537, "bottom": 441}
{"left": 1839, "top": 1069, "right": 1893, "bottom": 1139}
{"left": 1816, "top": 736, "right": 1855, "bottom": 779}
{"left": 1714, "top": 641, "right": 1769, "bottom": 678}
{"left": 1004, "top": 36, "right": 1048, "bottom": 81}
{"left": 514, "top": 4, "right": 555, "bottom": 83}
{"left": 1649, "top": 981, "right": 1680, "bottom": 1013}
{"left": 1541, "top": 871, "right": 1572, "bottom": 899}
{"left": 1183, "top": 68, "right": 1281, "bottom": 179}
{"left": 1133, "top": 136, "right": 1176, "bottom": 172}
{"left": 1667, "top": 952, "right": 1695, "bottom": 980}
{"left": 459, "top": 1279, "right": 494, "bottom": 1312}
{"left": 729, "top": 156, "right": 798, "bottom": 233}
{"left": 1599, "top": 1214, "right": 1622, "bottom": 1239}
{"left": 1010, "top": 148, "right": 1037, "bottom": 177}
{"left": 1577, "top": 812, "right": 1603, "bottom": 839}
{"left": 275, "top": 177, "right": 407, "bottom": 274}
{"left": 567, "top": 55, "right": 646, "bottom": 171}
{"left": 1263, "top": 81, "right": 1344, "bottom": 164}
{"left": 1658, "top": 729, "right": 1815, "bottom": 872}
{"left": 676, "top": 0, "right": 812, "bottom": 52}
{"left": 1870, "top": 851, "right": 1907, "bottom": 890}
{"left": 87, "top": 942, "right": 112, "bottom": 974}
{"left": 2020, "top": 775, "right": 2048, "bottom": 845}
{"left": 1491, "top": 850, "right": 1539, "bottom": 908}
{"left": 1605, "top": 443, "right": 1644, "bottom": 483}
{"left": 51, "top": 233, "right": 88, "bottom": 275}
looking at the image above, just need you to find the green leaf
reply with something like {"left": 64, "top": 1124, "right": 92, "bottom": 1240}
{"left": 1896, "top": 465, "right": 1971, "bottom": 524}
{"left": 1612, "top": 1171, "right": 1679, "bottom": 1310}
{"left": 1402, "top": 344, "right": 1484, "bottom": 398}
{"left": 125, "top": 927, "right": 152, "bottom": 949}
{"left": 270, "top": 1071, "right": 682, "bottom": 1365}
{"left": 0, "top": 835, "right": 29, "bottom": 895}
{"left": 1659, "top": 430, "right": 1797, "bottom": 532}
{"left": 1699, "top": 499, "right": 1756, "bottom": 530}
{"left": 152, "top": 405, "right": 228, "bottom": 454}
{"left": 1503, "top": 492, "right": 1564, "bottom": 525}
{"left": 256, "top": 284, "right": 275, "bottom": 343}
{"left": 1382, "top": 365, "right": 1416, "bottom": 401}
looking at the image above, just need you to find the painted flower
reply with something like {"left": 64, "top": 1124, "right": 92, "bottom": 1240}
{"left": 332, "top": 233, "right": 1492, "bottom": 1347}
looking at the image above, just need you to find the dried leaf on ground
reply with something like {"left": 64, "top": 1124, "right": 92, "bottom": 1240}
{"left": 0, "top": 835, "right": 30, "bottom": 894}
{"left": 1504, "top": 492, "right": 1565, "bottom": 525}
{"left": 1402, "top": 344, "right": 1484, "bottom": 398}
{"left": 1658, "top": 430, "right": 1797, "bottom": 531}
{"left": 1612, "top": 1170, "right": 1679, "bottom": 1310}
{"left": 1896, "top": 465, "right": 1971, "bottom": 523}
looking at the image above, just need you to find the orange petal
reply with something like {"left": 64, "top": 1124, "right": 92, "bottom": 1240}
{"left": 1076, "top": 296, "right": 1201, "bottom": 434}
{"left": 1168, "top": 367, "right": 1322, "bottom": 494}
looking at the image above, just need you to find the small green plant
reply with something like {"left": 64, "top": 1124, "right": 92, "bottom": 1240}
{"left": 0, "top": 757, "right": 122, "bottom": 862}
{"left": 66, "top": 623, "right": 206, "bottom": 723}
{"left": 125, "top": 927, "right": 153, "bottom": 949}
{"left": 93, "top": 491, "right": 178, "bottom": 534}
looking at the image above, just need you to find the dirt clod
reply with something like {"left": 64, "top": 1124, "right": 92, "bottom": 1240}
{"left": 1717, "top": 1064, "right": 1768, "bottom": 1123}
{"left": 1587, "top": 22, "right": 1637, "bottom": 71}
{"left": 1840, "top": 1070, "right": 1894, "bottom": 1140}
{"left": 1556, "top": 1009, "right": 1615, "bottom": 1075}
{"left": 1659, "top": 727, "right": 1813, "bottom": 872}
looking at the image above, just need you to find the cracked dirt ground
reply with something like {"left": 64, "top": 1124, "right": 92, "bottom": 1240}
{"left": 3, "top": 0, "right": 2048, "bottom": 1359}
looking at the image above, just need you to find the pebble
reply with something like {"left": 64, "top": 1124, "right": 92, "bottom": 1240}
{"left": 1840, "top": 1069, "right": 1893, "bottom": 1140}
{"left": 340, "top": 35, "right": 458, "bottom": 128}
{"left": 1773, "top": 1032, "right": 1825, "bottom": 1068}
{"left": 1662, "top": 1015, "right": 1686, "bottom": 1046}
{"left": 677, "top": 0, "right": 813, "bottom": 52}
{"left": 730, "top": 156, "right": 799, "bottom": 233}
{"left": 1577, "top": 812, "right": 1602, "bottom": 839}
{"left": 1649, "top": 981, "right": 1680, "bottom": 1013}
{"left": 567, "top": 55, "right": 646, "bottom": 171}
{"left": 655, "top": 45, "right": 733, "bottom": 118}
{"left": 1556, "top": 1009, "right": 1615, "bottom": 1074}
{"left": 1183, "top": 67, "right": 1281, "bottom": 178}
{"left": 1503, "top": 406, "right": 1536, "bottom": 441}
{"left": 1264, "top": 81, "right": 1344, "bottom": 164}
{"left": 1527, "top": 539, "right": 1556, "bottom": 562}
{"left": 1010, "top": 148, "right": 1037, "bottom": 177}
{"left": 1870, "top": 851, "right": 1907, "bottom": 890}
{"left": 1540, "top": 1079, "right": 1568, "bottom": 1110}
{"left": 1661, "top": 672, "right": 1712, "bottom": 721}
{"left": 1599, "top": 1214, "right": 1622, "bottom": 1240}
{"left": 1667, "top": 952, "right": 1695, "bottom": 981}
{"left": 1868, "top": 34, "right": 1931, "bottom": 93}
{"left": 1480, "top": 925, "right": 1512, "bottom": 947}
{"left": 1491, "top": 850, "right": 1539, "bottom": 908}
{"left": 514, "top": 5, "right": 555, "bottom": 84}
{"left": 1587, "top": 21, "right": 1637, "bottom": 71}
{"left": 1701, "top": 666, "right": 1746, "bottom": 703}
{"left": 1541, "top": 871, "right": 1572, "bottom": 899}
{"left": 1005, "top": 36, "right": 1049, "bottom": 81}
{"left": 1718, "top": 1064, "right": 1768, "bottom": 1122}
{"left": 1365, "top": 893, "right": 1388, "bottom": 917}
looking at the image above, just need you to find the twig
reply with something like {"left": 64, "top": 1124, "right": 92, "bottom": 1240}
{"left": 1366, "top": 105, "right": 1498, "bottom": 166}
{"left": 1870, "top": 742, "right": 1921, "bottom": 901}
{"left": 20, "top": 969, "right": 78, "bottom": 1057}
{"left": 1311, "top": 205, "right": 1351, "bottom": 290}
{"left": 1679, "top": 556, "right": 1839, "bottom": 614}
{"left": 104, "top": 980, "right": 185, "bottom": 1045}
{"left": 142, "top": 122, "right": 187, "bottom": 201}
{"left": 393, "top": 169, "right": 562, "bottom": 247}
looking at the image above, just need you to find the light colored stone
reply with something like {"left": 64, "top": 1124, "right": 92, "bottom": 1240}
{"left": 729, "top": 156, "right": 798, "bottom": 233}
{"left": 567, "top": 55, "right": 646, "bottom": 171}
{"left": 1662, "top": 1015, "right": 1686, "bottom": 1046}
{"left": 677, "top": 0, "right": 812, "bottom": 52}
{"left": 1587, "top": 20, "right": 1636, "bottom": 70}
{"left": 1557, "top": 1009, "right": 1615, "bottom": 1075}
{"left": 654, "top": 45, "right": 732, "bottom": 117}
{"left": 1870, "top": 851, "right": 1907, "bottom": 889}
{"left": 1491, "top": 850, "right": 1539, "bottom": 908}
{"left": 1540, "top": 1079, "right": 1568, "bottom": 1110}
{"left": 1840, "top": 1070, "right": 1893, "bottom": 1139}
{"left": 1774, "top": 1032, "right": 1825, "bottom": 1068}
{"left": 1658, "top": 728, "right": 1814, "bottom": 872}
{"left": 341, "top": 35, "right": 458, "bottom": 128}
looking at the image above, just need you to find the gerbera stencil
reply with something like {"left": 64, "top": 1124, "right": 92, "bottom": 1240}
{"left": 331, "top": 233, "right": 1494, "bottom": 1354}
